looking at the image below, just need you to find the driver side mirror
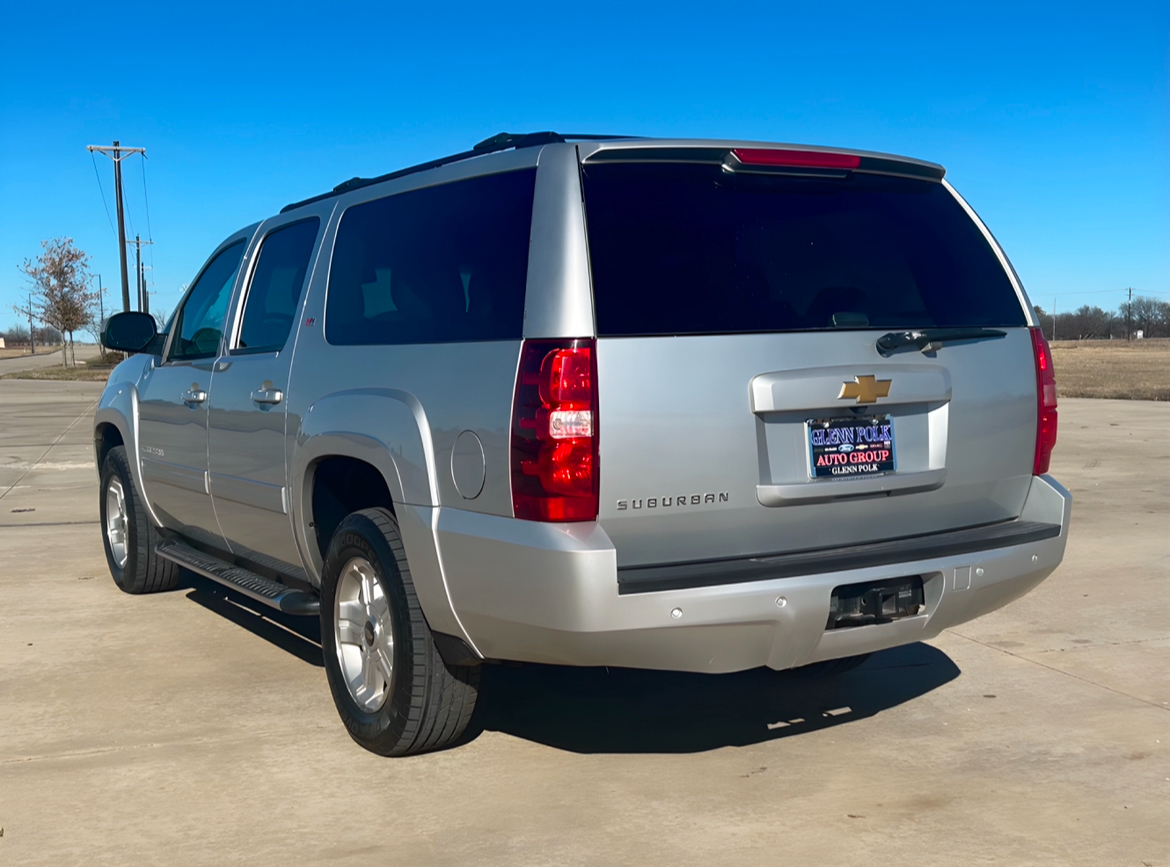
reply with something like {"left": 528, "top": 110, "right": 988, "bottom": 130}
{"left": 102, "top": 312, "right": 158, "bottom": 354}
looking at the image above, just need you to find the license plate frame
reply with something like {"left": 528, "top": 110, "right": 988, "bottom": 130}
{"left": 806, "top": 415, "right": 896, "bottom": 480}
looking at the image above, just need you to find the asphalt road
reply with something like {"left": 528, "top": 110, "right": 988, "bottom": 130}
{"left": 0, "top": 343, "right": 101, "bottom": 374}
{"left": 0, "top": 380, "right": 1166, "bottom": 866}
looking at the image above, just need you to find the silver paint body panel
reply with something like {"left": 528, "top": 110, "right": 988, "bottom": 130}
{"left": 438, "top": 474, "right": 1069, "bottom": 672}
{"left": 94, "top": 137, "right": 1069, "bottom": 672}
{"left": 206, "top": 202, "right": 333, "bottom": 572}
{"left": 594, "top": 330, "right": 1035, "bottom": 567}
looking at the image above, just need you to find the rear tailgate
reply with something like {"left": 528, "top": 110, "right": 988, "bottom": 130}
{"left": 581, "top": 150, "right": 1037, "bottom": 571}
{"left": 596, "top": 331, "right": 1035, "bottom": 567}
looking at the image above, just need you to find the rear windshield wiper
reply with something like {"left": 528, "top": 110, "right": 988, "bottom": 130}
{"left": 876, "top": 327, "right": 1007, "bottom": 357}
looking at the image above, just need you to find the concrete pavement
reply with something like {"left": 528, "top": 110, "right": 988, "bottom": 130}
{"left": 0, "top": 381, "right": 1166, "bottom": 866}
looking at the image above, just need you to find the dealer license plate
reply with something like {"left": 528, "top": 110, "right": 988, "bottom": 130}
{"left": 807, "top": 415, "right": 896, "bottom": 479}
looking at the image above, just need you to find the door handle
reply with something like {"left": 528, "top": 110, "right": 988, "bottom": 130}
{"left": 181, "top": 385, "right": 207, "bottom": 404}
{"left": 250, "top": 382, "right": 284, "bottom": 405}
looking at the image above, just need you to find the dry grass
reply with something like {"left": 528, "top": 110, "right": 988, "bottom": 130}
{"left": 5, "top": 342, "right": 1167, "bottom": 397}
{"left": 2, "top": 366, "right": 115, "bottom": 382}
{"left": 1, "top": 351, "right": 122, "bottom": 382}
{"left": 1051, "top": 339, "right": 1170, "bottom": 401}
{"left": 0, "top": 347, "right": 61, "bottom": 360}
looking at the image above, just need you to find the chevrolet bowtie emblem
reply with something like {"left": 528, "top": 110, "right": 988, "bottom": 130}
{"left": 838, "top": 375, "right": 892, "bottom": 404}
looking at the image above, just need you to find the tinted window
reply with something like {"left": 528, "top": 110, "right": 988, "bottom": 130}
{"left": 582, "top": 163, "right": 1026, "bottom": 336}
{"left": 170, "top": 241, "right": 246, "bottom": 361}
{"left": 326, "top": 169, "right": 536, "bottom": 345}
{"left": 236, "top": 218, "right": 320, "bottom": 353}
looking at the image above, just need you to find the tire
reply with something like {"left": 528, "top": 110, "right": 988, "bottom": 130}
{"left": 789, "top": 653, "right": 871, "bottom": 679}
{"left": 320, "top": 508, "right": 479, "bottom": 756}
{"left": 99, "top": 445, "right": 179, "bottom": 594}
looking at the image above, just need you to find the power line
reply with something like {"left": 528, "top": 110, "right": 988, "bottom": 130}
{"left": 140, "top": 155, "right": 153, "bottom": 241}
{"left": 124, "top": 189, "right": 135, "bottom": 238}
{"left": 89, "top": 152, "right": 118, "bottom": 240}
{"left": 1053, "top": 287, "right": 1170, "bottom": 298}
{"left": 140, "top": 156, "right": 155, "bottom": 299}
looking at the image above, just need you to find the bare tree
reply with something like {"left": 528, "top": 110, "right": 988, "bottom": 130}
{"left": 2, "top": 323, "right": 31, "bottom": 345}
{"left": 34, "top": 325, "right": 62, "bottom": 345}
{"left": 1055, "top": 305, "right": 1117, "bottom": 340}
{"left": 85, "top": 314, "right": 108, "bottom": 347}
{"left": 15, "top": 238, "right": 97, "bottom": 367}
{"left": 1118, "top": 295, "right": 1169, "bottom": 339}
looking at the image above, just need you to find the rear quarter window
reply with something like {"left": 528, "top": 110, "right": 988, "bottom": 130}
{"left": 236, "top": 218, "right": 320, "bottom": 353}
{"left": 325, "top": 169, "right": 536, "bottom": 345}
{"left": 581, "top": 163, "right": 1026, "bottom": 336}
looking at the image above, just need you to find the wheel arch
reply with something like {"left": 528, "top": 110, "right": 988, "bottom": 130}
{"left": 94, "top": 421, "right": 124, "bottom": 472}
{"left": 305, "top": 453, "right": 397, "bottom": 560}
{"left": 290, "top": 389, "right": 473, "bottom": 646}
{"left": 93, "top": 382, "right": 163, "bottom": 527}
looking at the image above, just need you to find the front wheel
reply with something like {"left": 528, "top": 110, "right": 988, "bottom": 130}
{"left": 320, "top": 508, "right": 479, "bottom": 756}
{"left": 99, "top": 445, "right": 179, "bottom": 594}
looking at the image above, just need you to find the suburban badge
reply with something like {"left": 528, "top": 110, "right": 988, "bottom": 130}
{"left": 617, "top": 492, "right": 729, "bottom": 511}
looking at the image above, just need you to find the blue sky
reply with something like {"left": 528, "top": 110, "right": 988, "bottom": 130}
{"left": 2, "top": 1, "right": 1167, "bottom": 330}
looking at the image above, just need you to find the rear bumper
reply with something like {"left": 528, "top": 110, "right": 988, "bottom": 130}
{"left": 437, "top": 474, "right": 1071, "bottom": 673}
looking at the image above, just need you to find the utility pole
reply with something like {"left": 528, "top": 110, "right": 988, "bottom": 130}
{"left": 86, "top": 141, "right": 146, "bottom": 313}
{"left": 97, "top": 274, "right": 104, "bottom": 327}
{"left": 135, "top": 234, "right": 142, "bottom": 312}
{"left": 140, "top": 261, "right": 151, "bottom": 315}
{"left": 1052, "top": 296, "right": 1056, "bottom": 342}
{"left": 129, "top": 235, "right": 154, "bottom": 314}
{"left": 114, "top": 144, "right": 128, "bottom": 312}
{"left": 28, "top": 291, "right": 35, "bottom": 355}
{"left": 1126, "top": 287, "right": 1133, "bottom": 341}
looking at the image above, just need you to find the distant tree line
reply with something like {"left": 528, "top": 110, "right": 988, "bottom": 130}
{"left": 0, "top": 323, "right": 63, "bottom": 345}
{"left": 1034, "top": 295, "right": 1170, "bottom": 341}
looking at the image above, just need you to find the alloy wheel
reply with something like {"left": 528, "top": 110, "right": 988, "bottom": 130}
{"left": 105, "top": 476, "right": 129, "bottom": 569}
{"left": 334, "top": 556, "right": 395, "bottom": 712}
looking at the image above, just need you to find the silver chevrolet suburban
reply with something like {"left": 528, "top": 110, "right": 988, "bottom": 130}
{"left": 95, "top": 133, "right": 1069, "bottom": 756}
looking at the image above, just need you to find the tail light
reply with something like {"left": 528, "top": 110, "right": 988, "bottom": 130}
{"left": 731, "top": 148, "right": 861, "bottom": 169}
{"left": 511, "top": 339, "right": 598, "bottom": 521}
{"left": 1030, "top": 327, "right": 1058, "bottom": 474}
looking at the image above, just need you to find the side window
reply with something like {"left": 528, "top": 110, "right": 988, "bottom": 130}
{"left": 325, "top": 169, "right": 536, "bottom": 345}
{"left": 235, "top": 218, "right": 320, "bottom": 353}
{"left": 170, "top": 241, "right": 246, "bottom": 361}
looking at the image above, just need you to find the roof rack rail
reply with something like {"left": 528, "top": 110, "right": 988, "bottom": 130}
{"left": 280, "top": 131, "right": 635, "bottom": 213}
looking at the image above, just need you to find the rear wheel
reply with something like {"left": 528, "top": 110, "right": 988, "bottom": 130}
{"left": 99, "top": 445, "right": 179, "bottom": 594}
{"left": 320, "top": 508, "right": 479, "bottom": 756}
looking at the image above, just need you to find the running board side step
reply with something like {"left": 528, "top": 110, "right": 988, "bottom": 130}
{"left": 155, "top": 537, "right": 320, "bottom": 616}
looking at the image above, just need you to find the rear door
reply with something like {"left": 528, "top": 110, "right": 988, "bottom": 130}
{"left": 581, "top": 151, "right": 1036, "bottom": 568}
{"left": 207, "top": 214, "right": 324, "bottom": 572}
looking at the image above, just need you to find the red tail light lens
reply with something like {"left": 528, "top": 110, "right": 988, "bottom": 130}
{"left": 731, "top": 148, "right": 861, "bottom": 169}
{"left": 511, "top": 339, "right": 598, "bottom": 521}
{"left": 1030, "top": 327, "right": 1058, "bottom": 475}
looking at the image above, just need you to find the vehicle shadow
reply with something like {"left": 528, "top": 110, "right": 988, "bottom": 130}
{"left": 180, "top": 572, "right": 324, "bottom": 667}
{"left": 470, "top": 642, "right": 959, "bottom": 754}
{"left": 176, "top": 571, "right": 958, "bottom": 755}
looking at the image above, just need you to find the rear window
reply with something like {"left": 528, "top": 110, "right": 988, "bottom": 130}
{"left": 581, "top": 163, "right": 1026, "bottom": 336}
{"left": 326, "top": 169, "right": 536, "bottom": 345}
